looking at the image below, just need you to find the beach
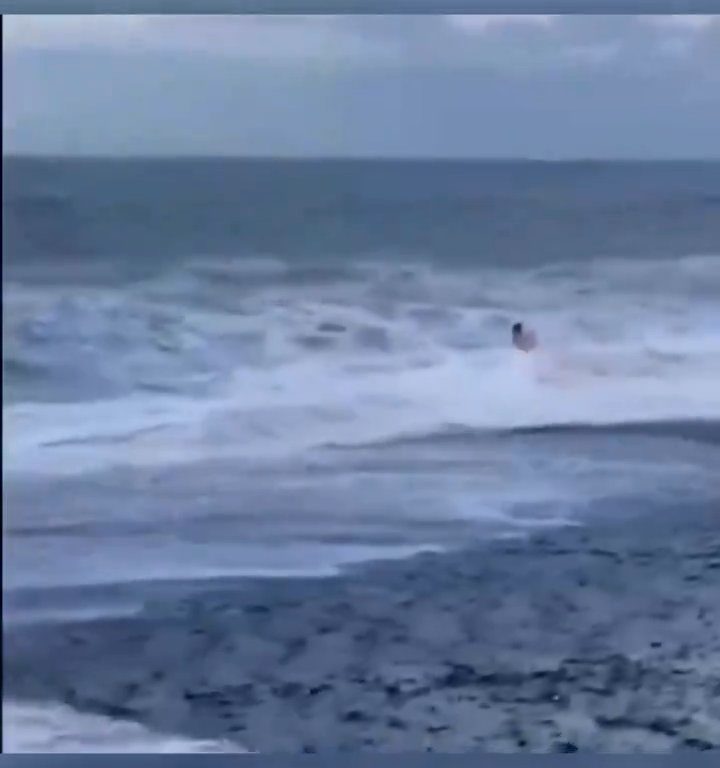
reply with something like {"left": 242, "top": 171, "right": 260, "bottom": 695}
{"left": 4, "top": 158, "right": 720, "bottom": 752}
{"left": 6, "top": 497, "right": 720, "bottom": 753}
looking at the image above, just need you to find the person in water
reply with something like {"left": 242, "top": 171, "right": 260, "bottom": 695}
{"left": 512, "top": 322, "right": 538, "bottom": 352}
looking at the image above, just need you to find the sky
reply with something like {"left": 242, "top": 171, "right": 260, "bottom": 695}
{"left": 3, "top": 14, "right": 720, "bottom": 158}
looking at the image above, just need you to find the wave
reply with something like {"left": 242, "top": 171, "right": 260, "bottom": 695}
{"left": 505, "top": 418, "right": 720, "bottom": 446}
{"left": 4, "top": 255, "right": 720, "bottom": 477}
{"left": 3, "top": 700, "right": 247, "bottom": 753}
{"left": 342, "top": 418, "right": 720, "bottom": 451}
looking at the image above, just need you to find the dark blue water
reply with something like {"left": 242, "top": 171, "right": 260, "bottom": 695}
{"left": 5, "top": 158, "right": 720, "bottom": 283}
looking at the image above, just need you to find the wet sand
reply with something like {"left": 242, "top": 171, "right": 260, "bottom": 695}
{"left": 5, "top": 504, "right": 720, "bottom": 753}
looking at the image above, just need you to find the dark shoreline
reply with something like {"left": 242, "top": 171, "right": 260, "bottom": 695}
{"left": 5, "top": 504, "right": 720, "bottom": 753}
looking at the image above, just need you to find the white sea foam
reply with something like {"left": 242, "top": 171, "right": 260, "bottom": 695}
{"left": 2, "top": 700, "right": 247, "bottom": 753}
{"left": 4, "top": 256, "right": 720, "bottom": 478}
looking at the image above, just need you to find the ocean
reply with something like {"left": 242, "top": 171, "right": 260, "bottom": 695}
{"left": 3, "top": 157, "right": 720, "bottom": 751}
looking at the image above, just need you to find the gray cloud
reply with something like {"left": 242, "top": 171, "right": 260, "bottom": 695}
{"left": 3, "top": 15, "right": 720, "bottom": 157}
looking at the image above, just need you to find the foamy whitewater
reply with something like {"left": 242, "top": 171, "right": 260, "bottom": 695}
{"left": 4, "top": 158, "right": 720, "bottom": 752}
{"left": 3, "top": 701, "right": 246, "bottom": 752}
{"left": 5, "top": 255, "right": 720, "bottom": 475}
{"left": 5, "top": 254, "right": 719, "bottom": 595}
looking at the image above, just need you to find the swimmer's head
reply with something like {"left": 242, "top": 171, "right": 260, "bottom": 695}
{"left": 511, "top": 321, "right": 537, "bottom": 352}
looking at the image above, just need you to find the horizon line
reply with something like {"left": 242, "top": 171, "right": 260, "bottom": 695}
{"left": 5, "top": 153, "right": 720, "bottom": 163}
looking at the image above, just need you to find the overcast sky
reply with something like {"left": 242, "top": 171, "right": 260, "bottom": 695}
{"left": 3, "top": 14, "right": 720, "bottom": 158}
